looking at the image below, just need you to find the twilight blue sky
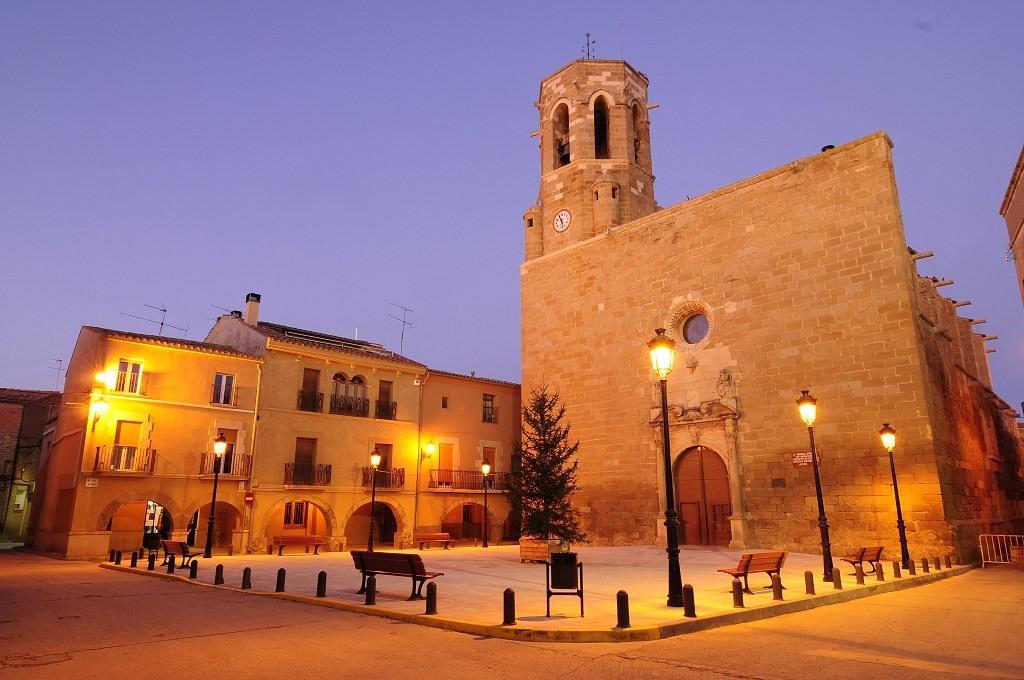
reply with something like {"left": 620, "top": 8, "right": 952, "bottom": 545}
{"left": 2, "top": 2, "right": 1022, "bottom": 407}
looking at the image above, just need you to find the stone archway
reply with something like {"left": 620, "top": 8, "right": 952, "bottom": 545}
{"left": 96, "top": 490, "right": 185, "bottom": 533}
{"left": 673, "top": 446, "right": 732, "bottom": 547}
{"left": 256, "top": 496, "right": 338, "bottom": 553}
{"left": 344, "top": 501, "right": 401, "bottom": 549}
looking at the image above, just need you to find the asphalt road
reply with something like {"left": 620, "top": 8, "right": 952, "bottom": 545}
{"left": 1, "top": 551, "right": 1022, "bottom": 679}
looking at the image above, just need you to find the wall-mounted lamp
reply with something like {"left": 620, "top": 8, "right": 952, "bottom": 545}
{"left": 95, "top": 371, "right": 115, "bottom": 390}
{"left": 91, "top": 398, "right": 109, "bottom": 432}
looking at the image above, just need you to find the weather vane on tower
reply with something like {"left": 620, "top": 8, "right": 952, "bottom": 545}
{"left": 582, "top": 32, "right": 597, "bottom": 60}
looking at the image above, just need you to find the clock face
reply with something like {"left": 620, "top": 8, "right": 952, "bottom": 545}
{"left": 553, "top": 209, "right": 571, "bottom": 233}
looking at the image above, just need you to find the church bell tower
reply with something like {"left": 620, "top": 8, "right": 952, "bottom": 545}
{"left": 524, "top": 60, "right": 657, "bottom": 261}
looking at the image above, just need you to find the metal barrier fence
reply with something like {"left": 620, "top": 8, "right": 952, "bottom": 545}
{"left": 978, "top": 534, "right": 1024, "bottom": 567}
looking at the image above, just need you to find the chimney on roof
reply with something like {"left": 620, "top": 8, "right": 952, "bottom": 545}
{"left": 245, "top": 293, "right": 261, "bottom": 326}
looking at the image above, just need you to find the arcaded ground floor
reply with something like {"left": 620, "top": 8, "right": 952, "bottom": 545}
{"left": 151, "top": 543, "right": 961, "bottom": 630}
{"left": 2, "top": 550, "right": 1022, "bottom": 679}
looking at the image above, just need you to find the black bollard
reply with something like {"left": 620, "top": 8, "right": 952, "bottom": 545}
{"left": 892, "top": 561, "right": 902, "bottom": 579}
{"left": 109, "top": 550, "right": 116, "bottom": 563}
{"left": 933, "top": 556, "right": 941, "bottom": 571}
{"left": 804, "top": 570, "right": 816, "bottom": 595}
{"left": 114, "top": 551, "right": 122, "bottom": 565}
{"left": 167, "top": 556, "right": 175, "bottom": 574}
{"left": 615, "top": 590, "right": 630, "bottom": 628}
{"left": 855, "top": 563, "right": 865, "bottom": 585}
{"left": 908, "top": 558, "right": 916, "bottom": 575}
{"left": 921, "top": 557, "right": 930, "bottom": 573}
{"left": 242, "top": 567, "right": 252, "bottom": 589}
{"left": 364, "top": 575, "right": 376, "bottom": 605}
{"left": 731, "top": 578, "right": 744, "bottom": 608}
{"left": 683, "top": 584, "right": 696, "bottom": 618}
{"left": 316, "top": 571, "right": 327, "bottom": 598}
{"left": 832, "top": 567, "right": 842, "bottom": 589}
{"left": 502, "top": 588, "right": 516, "bottom": 625}
{"left": 945, "top": 555, "right": 953, "bottom": 569}
{"left": 130, "top": 551, "right": 138, "bottom": 568}
{"left": 275, "top": 568, "right": 286, "bottom": 593}
{"left": 215, "top": 564, "right": 225, "bottom": 585}
{"left": 189, "top": 561, "right": 198, "bottom": 579}
{"left": 147, "top": 552, "right": 156, "bottom": 571}
{"left": 425, "top": 582, "right": 437, "bottom": 615}
{"left": 771, "top": 574, "right": 783, "bottom": 601}
{"left": 876, "top": 562, "right": 885, "bottom": 582}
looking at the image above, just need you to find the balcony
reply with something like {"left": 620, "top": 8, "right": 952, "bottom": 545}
{"left": 94, "top": 445, "right": 156, "bottom": 473}
{"left": 429, "top": 469, "right": 510, "bottom": 491}
{"left": 329, "top": 394, "right": 370, "bottom": 418}
{"left": 284, "top": 462, "right": 332, "bottom": 486}
{"left": 375, "top": 400, "right": 398, "bottom": 420}
{"left": 200, "top": 452, "right": 252, "bottom": 477}
{"left": 483, "top": 406, "right": 499, "bottom": 423}
{"left": 362, "top": 466, "right": 405, "bottom": 489}
{"left": 297, "top": 390, "right": 323, "bottom": 413}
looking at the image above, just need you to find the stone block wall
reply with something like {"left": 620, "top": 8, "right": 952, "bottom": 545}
{"left": 522, "top": 132, "right": 962, "bottom": 558}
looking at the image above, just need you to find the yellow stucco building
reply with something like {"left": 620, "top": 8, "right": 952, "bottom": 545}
{"left": 31, "top": 294, "right": 520, "bottom": 559}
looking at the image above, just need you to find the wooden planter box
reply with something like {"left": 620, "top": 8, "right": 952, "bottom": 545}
{"left": 519, "top": 537, "right": 561, "bottom": 563}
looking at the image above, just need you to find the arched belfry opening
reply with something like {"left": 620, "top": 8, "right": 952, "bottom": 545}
{"left": 552, "top": 103, "right": 570, "bottom": 168}
{"left": 594, "top": 97, "right": 610, "bottom": 159}
{"left": 631, "top": 102, "right": 646, "bottom": 165}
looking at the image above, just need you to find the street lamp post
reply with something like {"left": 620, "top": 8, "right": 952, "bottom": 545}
{"left": 648, "top": 328, "right": 684, "bottom": 607}
{"left": 367, "top": 449, "right": 381, "bottom": 552}
{"left": 481, "top": 459, "right": 491, "bottom": 548}
{"left": 797, "top": 390, "right": 834, "bottom": 582}
{"left": 880, "top": 423, "right": 910, "bottom": 569}
{"left": 203, "top": 433, "right": 228, "bottom": 559}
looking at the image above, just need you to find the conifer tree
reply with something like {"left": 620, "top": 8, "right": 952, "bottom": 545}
{"left": 510, "top": 386, "right": 586, "bottom": 544}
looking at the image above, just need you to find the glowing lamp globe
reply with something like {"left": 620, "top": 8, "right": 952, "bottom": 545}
{"left": 213, "top": 432, "right": 228, "bottom": 457}
{"left": 879, "top": 423, "right": 896, "bottom": 453}
{"left": 481, "top": 460, "right": 491, "bottom": 476}
{"left": 369, "top": 450, "right": 382, "bottom": 468}
{"left": 648, "top": 328, "right": 676, "bottom": 380}
{"left": 797, "top": 390, "right": 817, "bottom": 427}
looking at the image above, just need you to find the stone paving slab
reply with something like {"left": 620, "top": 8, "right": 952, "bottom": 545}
{"left": 103, "top": 544, "right": 967, "bottom": 641}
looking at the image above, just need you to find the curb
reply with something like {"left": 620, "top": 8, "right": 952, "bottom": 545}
{"left": 99, "top": 562, "right": 974, "bottom": 643}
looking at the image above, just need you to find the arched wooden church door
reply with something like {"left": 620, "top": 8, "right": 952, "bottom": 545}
{"left": 675, "top": 446, "right": 732, "bottom": 546}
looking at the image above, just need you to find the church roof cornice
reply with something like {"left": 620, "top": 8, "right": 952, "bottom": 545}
{"left": 521, "top": 130, "right": 894, "bottom": 271}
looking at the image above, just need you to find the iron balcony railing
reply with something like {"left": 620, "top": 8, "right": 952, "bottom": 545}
{"left": 429, "top": 469, "right": 510, "bottom": 491}
{"left": 200, "top": 452, "right": 252, "bottom": 477}
{"left": 329, "top": 394, "right": 370, "bottom": 417}
{"left": 297, "top": 390, "right": 324, "bottom": 413}
{"left": 375, "top": 400, "right": 398, "bottom": 420}
{"left": 362, "top": 466, "right": 405, "bottom": 489}
{"left": 284, "top": 462, "right": 332, "bottom": 486}
{"left": 483, "top": 406, "right": 499, "bottom": 423}
{"left": 94, "top": 445, "right": 156, "bottom": 473}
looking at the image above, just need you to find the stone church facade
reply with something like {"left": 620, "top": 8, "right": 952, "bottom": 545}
{"left": 520, "top": 59, "right": 1023, "bottom": 561}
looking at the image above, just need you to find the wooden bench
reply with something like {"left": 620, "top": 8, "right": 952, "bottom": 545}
{"left": 351, "top": 551, "right": 443, "bottom": 600}
{"left": 272, "top": 535, "right": 325, "bottom": 555}
{"left": 161, "top": 540, "right": 202, "bottom": 567}
{"left": 718, "top": 551, "right": 788, "bottom": 594}
{"left": 415, "top": 532, "right": 455, "bottom": 550}
{"left": 840, "top": 546, "right": 884, "bottom": 575}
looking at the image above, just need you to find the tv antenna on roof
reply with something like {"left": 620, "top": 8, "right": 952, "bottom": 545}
{"left": 582, "top": 32, "right": 597, "bottom": 60}
{"left": 120, "top": 303, "right": 188, "bottom": 337}
{"left": 387, "top": 303, "right": 415, "bottom": 354}
{"left": 49, "top": 358, "right": 64, "bottom": 390}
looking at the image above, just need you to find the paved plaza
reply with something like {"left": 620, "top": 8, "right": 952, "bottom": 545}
{"left": 3, "top": 551, "right": 1022, "bottom": 679}
{"left": 137, "top": 543, "right": 961, "bottom": 632}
